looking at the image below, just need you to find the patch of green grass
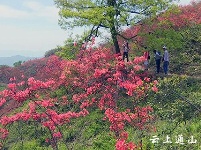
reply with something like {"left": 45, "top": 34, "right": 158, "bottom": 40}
{"left": 140, "top": 75, "right": 201, "bottom": 149}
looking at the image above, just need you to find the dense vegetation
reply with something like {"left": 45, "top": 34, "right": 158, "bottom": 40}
{"left": 55, "top": 0, "right": 173, "bottom": 54}
{"left": 0, "top": 1, "right": 201, "bottom": 150}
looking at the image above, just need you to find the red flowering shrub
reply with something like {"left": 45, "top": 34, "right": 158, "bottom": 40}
{"left": 1, "top": 3, "right": 200, "bottom": 148}
{"left": 118, "top": 1, "right": 201, "bottom": 51}
{"left": 0, "top": 45, "right": 158, "bottom": 150}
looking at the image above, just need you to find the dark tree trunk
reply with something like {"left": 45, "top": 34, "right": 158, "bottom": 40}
{"left": 110, "top": 25, "right": 121, "bottom": 54}
{"left": 107, "top": 0, "right": 121, "bottom": 54}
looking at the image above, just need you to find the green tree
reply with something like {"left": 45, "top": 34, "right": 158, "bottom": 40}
{"left": 44, "top": 47, "right": 62, "bottom": 57}
{"left": 57, "top": 35, "right": 84, "bottom": 60}
{"left": 54, "top": 0, "right": 174, "bottom": 54}
{"left": 13, "top": 60, "right": 23, "bottom": 67}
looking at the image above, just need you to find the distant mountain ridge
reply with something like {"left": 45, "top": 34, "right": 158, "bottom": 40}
{"left": 0, "top": 55, "right": 37, "bottom": 67}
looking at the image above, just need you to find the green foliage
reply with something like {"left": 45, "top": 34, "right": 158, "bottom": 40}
{"left": 0, "top": 83, "right": 6, "bottom": 91}
{"left": 44, "top": 47, "right": 62, "bottom": 57}
{"left": 61, "top": 110, "right": 114, "bottom": 149}
{"left": 4, "top": 121, "right": 51, "bottom": 150}
{"left": 1, "top": 3, "right": 201, "bottom": 149}
{"left": 13, "top": 61, "right": 23, "bottom": 67}
{"left": 144, "top": 24, "right": 201, "bottom": 76}
{"left": 10, "top": 140, "right": 51, "bottom": 150}
{"left": 55, "top": 0, "right": 174, "bottom": 53}
{"left": 147, "top": 75, "right": 201, "bottom": 121}
{"left": 56, "top": 35, "right": 84, "bottom": 60}
{"left": 55, "top": 0, "right": 172, "bottom": 29}
{"left": 140, "top": 116, "right": 201, "bottom": 150}
{"left": 138, "top": 74, "right": 201, "bottom": 149}
{"left": 144, "top": 28, "right": 184, "bottom": 51}
{"left": 169, "top": 24, "right": 201, "bottom": 75}
{"left": 2, "top": 108, "right": 115, "bottom": 150}
{"left": 181, "top": 24, "right": 201, "bottom": 47}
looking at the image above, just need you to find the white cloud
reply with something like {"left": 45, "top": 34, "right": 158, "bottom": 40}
{"left": 0, "top": 1, "right": 59, "bottom": 22}
{"left": 22, "top": 1, "right": 59, "bottom": 21}
{"left": 23, "top": 1, "right": 42, "bottom": 11}
{"left": 0, "top": 1, "right": 67, "bottom": 57}
{"left": 0, "top": 4, "right": 29, "bottom": 18}
{"left": 0, "top": 24, "right": 67, "bottom": 57}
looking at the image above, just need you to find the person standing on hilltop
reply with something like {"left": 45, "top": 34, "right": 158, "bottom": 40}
{"left": 122, "top": 40, "right": 130, "bottom": 62}
{"left": 143, "top": 48, "right": 150, "bottom": 70}
{"left": 153, "top": 49, "right": 162, "bottom": 74}
{"left": 162, "top": 46, "right": 169, "bottom": 75}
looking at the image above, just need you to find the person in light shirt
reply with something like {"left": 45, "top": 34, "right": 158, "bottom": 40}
{"left": 162, "top": 46, "right": 169, "bottom": 74}
{"left": 143, "top": 49, "right": 150, "bottom": 70}
{"left": 122, "top": 40, "right": 130, "bottom": 62}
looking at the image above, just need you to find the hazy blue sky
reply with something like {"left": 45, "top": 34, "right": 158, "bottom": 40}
{"left": 0, "top": 0, "right": 193, "bottom": 57}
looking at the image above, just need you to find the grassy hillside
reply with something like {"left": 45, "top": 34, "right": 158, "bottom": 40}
{"left": 1, "top": 75, "right": 201, "bottom": 150}
{"left": 0, "top": 2, "right": 201, "bottom": 150}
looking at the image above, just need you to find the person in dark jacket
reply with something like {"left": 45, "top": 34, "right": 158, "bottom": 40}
{"left": 122, "top": 41, "right": 130, "bottom": 62}
{"left": 153, "top": 49, "right": 162, "bottom": 73}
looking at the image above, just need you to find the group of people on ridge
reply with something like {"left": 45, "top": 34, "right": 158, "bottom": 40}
{"left": 122, "top": 40, "right": 169, "bottom": 75}
{"left": 152, "top": 46, "right": 169, "bottom": 74}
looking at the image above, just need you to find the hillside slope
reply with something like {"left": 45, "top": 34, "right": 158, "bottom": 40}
{"left": 0, "top": 55, "right": 37, "bottom": 66}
